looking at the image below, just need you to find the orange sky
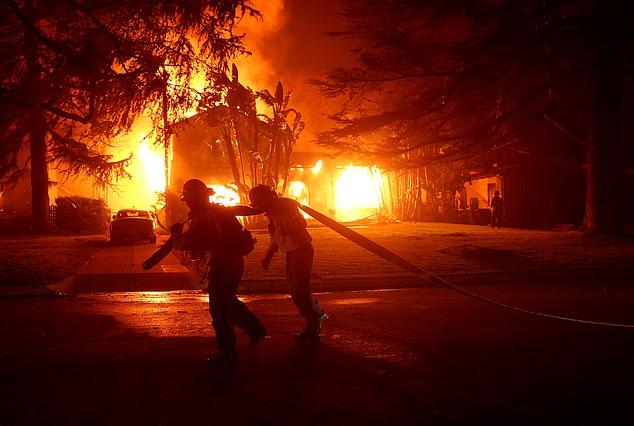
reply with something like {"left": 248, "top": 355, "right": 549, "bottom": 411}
{"left": 233, "top": 0, "right": 352, "bottom": 151}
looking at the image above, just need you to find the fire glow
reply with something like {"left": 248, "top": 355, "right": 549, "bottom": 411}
{"left": 106, "top": 139, "right": 166, "bottom": 212}
{"left": 311, "top": 159, "right": 323, "bottom": 174}
{"left": 209, "top": 184, "right": 240, "bottom": 206}
{"left": 336, "top": 166, "right": 382, "bottom": 210}
{"left": 125, "top": 143, "right": 385, "bottom": 222}
{"left": 138, "top": 141, "right": 166, "bottom": 193}
{"left": 285, "top": 163, "right": 385, "bottom": 222}
{"left": 288, "top": 181, "right": 309, "bottom": 205}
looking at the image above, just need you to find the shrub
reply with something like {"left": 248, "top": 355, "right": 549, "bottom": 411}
{"left": 55, "top": 196, "right": 110, "bottom": 234}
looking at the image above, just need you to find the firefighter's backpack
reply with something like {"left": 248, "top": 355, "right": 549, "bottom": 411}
{"left": 237, "top": 228, "right": 255, "bottom": 256}
{"left": 209, "top": 204, "right": 256, "bottom": 256}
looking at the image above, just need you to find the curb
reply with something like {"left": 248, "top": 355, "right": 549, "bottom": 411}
{"left": 0, "top": 285, "right": 66, "bottom": 299}
{"left": 3, "top": 266, "right": 633, "bottom": 299}
{"left": 240, "top": 266, "right": 634, "bottom": 294}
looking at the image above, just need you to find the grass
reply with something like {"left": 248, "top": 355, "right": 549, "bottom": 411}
{"left": 0, "top": 235, "right": 98, "bottom": 287}
{"left": 2, "top": 223, "right": 633, "bottom": 288}
{"left": 243, "top": 222, "right": 634, "bottom": 280}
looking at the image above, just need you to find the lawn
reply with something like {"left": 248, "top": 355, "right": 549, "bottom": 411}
{"left": 0, "top": 235, "right": 99, "bottom": 287}
{"left": 243, "top": 222, "right": 634, "bottom": 281}
{"left": 1, "top": 223, "right": 633, "bottom": 289}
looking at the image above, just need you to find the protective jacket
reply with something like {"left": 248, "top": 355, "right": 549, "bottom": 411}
{"left": 177, "top": 203, "right": 244, "bottom": 256}
{"left": 265, "top": 198, "right": 312, "bottom": 253}
{"left": 490, "top": 195, "right": 504, "bottom": 212}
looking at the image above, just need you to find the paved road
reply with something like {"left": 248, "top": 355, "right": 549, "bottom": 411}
{"left": 1, "top": 281, "right": 633, "bottom": 425}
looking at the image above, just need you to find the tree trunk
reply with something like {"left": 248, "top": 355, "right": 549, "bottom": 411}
{"left": 23, "top": 0, "right": 49, "bottom": 233}
{"left": 162, "top": 84, "right": 171, "bottom": 192}
{"left": 272, "top": 137, "right": 281, "bottom": 190}
{"left": 583, "top": 2, "right": 624, "bottom": 234}
{"left": 250, "top": 105, "right": 260, "bottom": 187}
{"left": 222, "top": 125, "right": 242, "bottom": 187}
{"left": 280, "top": 136, "right": 295, "bottom": 195}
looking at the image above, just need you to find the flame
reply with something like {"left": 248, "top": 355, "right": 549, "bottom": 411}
{"left": 311, "top": 159, "right": 323, "bottom": 174}
{"left": 209, "top": 184, "right": 240, "bottom": 206}
{"left": 334, "top": 165, "right": 383, "bottom": 221}
{"left": 138, "top": 141, "right": 166, "bottom": 193}
{"left": 288, "top": 181, "right": 309, "bottom": 205}
{"left": 287, "top": 180, "right": 310, "bottom": 218}
{"left": 232, "top": 0, "right": 287, "bottom": 90}
{"left": 336, "top": 166, "right": 381, "bottom": 209}
{"left": 104, "top": 137, "right": 166, "bottom": 212}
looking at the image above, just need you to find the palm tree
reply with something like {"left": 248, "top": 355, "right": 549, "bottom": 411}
{"left": 257, "top": 82, "right": 305, "bottom": 193}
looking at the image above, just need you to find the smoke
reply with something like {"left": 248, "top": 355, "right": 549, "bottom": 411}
{"left": 96, "top": 2, "right": 290, "bottom": 212}
{"left": 94, "top": 0, "right": 349, "bottom": 213}
{"left": 232, "top": 0, "right": 288, "bottom": 90}
{"left": 231, "top": 0, "right": 351, "bottom": 150}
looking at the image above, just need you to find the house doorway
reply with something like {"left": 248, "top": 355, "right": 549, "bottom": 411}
{"left": 487, "top": 183, "right": 497, "bottom": 206}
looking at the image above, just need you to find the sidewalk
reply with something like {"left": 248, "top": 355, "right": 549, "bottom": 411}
{"left": 52, "top": 239, "right": 195, "bottom": 294}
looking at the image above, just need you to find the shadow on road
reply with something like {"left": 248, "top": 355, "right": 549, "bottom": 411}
{"left": 2, "top": 287, "right": 634, "bottom": 425}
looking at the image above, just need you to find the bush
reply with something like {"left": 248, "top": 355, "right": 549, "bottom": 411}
{"left": 0, "top": 215, "right": 32, "bottom": 234}
{"left": 469, "top": 208, "right": 492, "bottom": 226}
{"left": 55, "top": 196, "right": 110, "bottom": 234}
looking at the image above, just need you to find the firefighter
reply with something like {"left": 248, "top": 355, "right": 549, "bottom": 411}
{"left": 490, "top": 190, "right": 504, "bottom": 229}
{"left": 173, "top": 178, "right": 268, "bottom": 364}
{"left": 248, "top": 185, "right": 328, "bottom": 343}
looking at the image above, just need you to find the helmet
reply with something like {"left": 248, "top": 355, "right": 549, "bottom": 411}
{"left": 180, "top": 178, "right": 214, "bottom": 202}
{"left": 248, "top": 185, "right": 276, "bottom": 206}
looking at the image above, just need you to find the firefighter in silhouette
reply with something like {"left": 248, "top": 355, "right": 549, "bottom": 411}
{"left": 155, "top": 179, "right": 267, "bottom": 364}
{"left": 490, "top": 190, "right": 504, "bottom": 229}
{"left": 248, "top": 185, "right": 328, "bottom": 343}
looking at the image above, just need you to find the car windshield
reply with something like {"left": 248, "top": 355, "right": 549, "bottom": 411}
{"left": 117, "top": 210, "right": 149, "bottom": 218}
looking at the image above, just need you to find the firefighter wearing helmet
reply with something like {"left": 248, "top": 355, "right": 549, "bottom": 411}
{"left": 174, "top": 178, "right": 267, "bottom": 364}
{"left": 249, "top": 185, "right": 328, "bottom": 343}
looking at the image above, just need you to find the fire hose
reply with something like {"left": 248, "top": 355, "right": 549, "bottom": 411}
{"left": 143, "top": 204, "right": 634, "bottom": 329}
{"left": 297, "top": 204, "right": 634, "bottom": 330}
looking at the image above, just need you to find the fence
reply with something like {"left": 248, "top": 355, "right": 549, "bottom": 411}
{"left": 48, "top": 205, "right": 58, "bottom": 232}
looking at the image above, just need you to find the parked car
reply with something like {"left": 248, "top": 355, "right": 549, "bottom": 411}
{"left": 110, "top": 209, "right": 157, "bottom": 244}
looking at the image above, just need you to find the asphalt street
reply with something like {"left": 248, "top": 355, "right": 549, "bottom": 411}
{"left": 1, "top": 280, "right": 633, "bottom": 425}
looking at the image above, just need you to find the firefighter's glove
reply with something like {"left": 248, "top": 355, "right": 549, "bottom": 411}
{"left": 261, "top": 253, "right": 274, "bottom": 270}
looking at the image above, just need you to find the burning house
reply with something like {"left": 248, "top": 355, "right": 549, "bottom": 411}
{"left": 168, "top": 107, "right": 392, "bottom": 224}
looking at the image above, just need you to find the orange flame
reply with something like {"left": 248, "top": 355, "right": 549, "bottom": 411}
{"left": 138, "top": 142, "right": 166, "bottom": 193}
{"left": 209, "top": 184, "right": 240, "bottom": 206}
{"left": 334, "top": 165, "right": 383, "bottom": 221}
{"left": 287, "top": 180, "right": 310, "bottom": 218}
{"left": 311, "top": 159, "right": 323, "bottom": 174}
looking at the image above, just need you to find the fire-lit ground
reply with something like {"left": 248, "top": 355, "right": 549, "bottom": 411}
{"left": 3, "top": 222, "right": 634, "bottom": 295}
{"left": 2, "top": 222, "right": 633, "bottom": 424}
{"left": 50, "top": 222, "right": 634, "bottom": 295}
{"left": 1, "top": 283, "right": 634, "bottom": 425}
{"left": 242, "top": 222, "right": 634, "bottom": 290}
